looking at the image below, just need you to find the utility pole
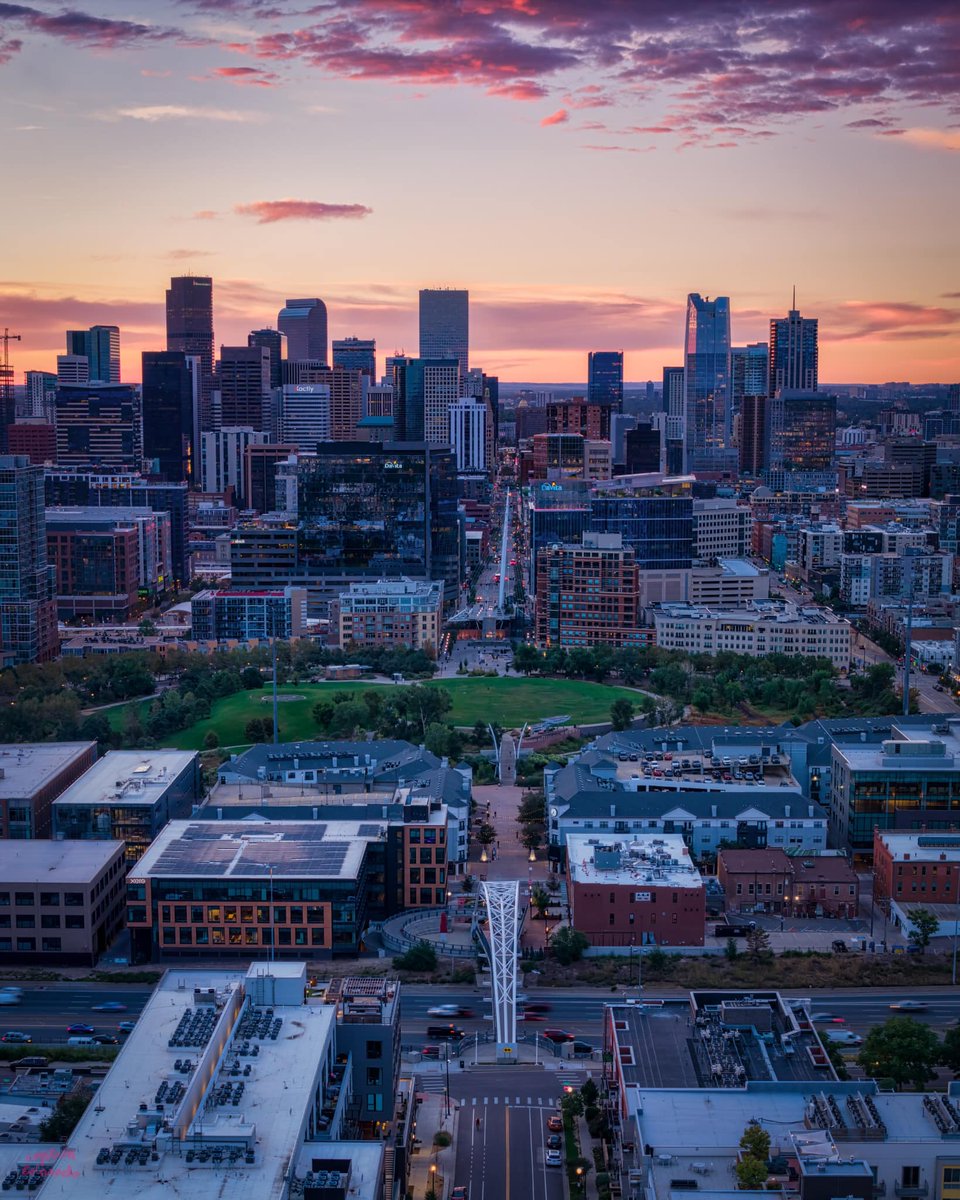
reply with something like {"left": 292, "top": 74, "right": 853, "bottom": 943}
{"left": 272, "top": 636, "right": 280, "bottom": 744}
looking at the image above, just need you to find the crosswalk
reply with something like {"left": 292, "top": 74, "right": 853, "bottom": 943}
{"left": 467, "top": 1095, "right": 558, "bottom": 1107}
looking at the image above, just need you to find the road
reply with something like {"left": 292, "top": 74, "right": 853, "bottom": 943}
{"left": 0, "top": 984, "right": 153, "bottom": 1043}
{"left": 449, "top": 1067, "right": 569, "bottom": 1200}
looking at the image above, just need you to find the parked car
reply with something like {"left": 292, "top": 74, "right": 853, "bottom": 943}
{"left": 545, "top": 1149, "right": 562, "bottom": 1167}
{"left": 546, "top": 1134, "right": 562, "bottom": 1150}
{"left": 546, "top": 1115, "right": 563, "bottom": 1132}
{"left": 1, "top": 1032, "right": 30, "bottom": 1043}
{"left": 66, "top": 1023, "right": 95, "bottom": 1035}
{"left": 889, "top": 999, "right": 928, "bottom": 1011}
{"left": 572, "top": 1041, "right": 594, "bottom": 1057}
{"left": 92, "top": 1001, "right": 127, "bottom": 1013}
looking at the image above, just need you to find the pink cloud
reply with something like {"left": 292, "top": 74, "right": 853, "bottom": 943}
{"left": 209, "top": 65, "right": 278, "bottom": 87}
{"left": 541, "top": 108, "right": 569, "bottom": 126}
{"left": 233, "top": 198, "right": 373, "bottom": 223}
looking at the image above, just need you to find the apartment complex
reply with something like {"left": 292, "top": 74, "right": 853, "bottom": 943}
{"left": 0, "top": 741, "right": 97, "bottom": 839}
{"left": 654, "top": 600, "right": 852, "bottom": 669}
{"left": 190, "top": 587, "right": 308, "bottom": 643}
{"left": 535, "top": 533, "right": 648, "bottom": 649}
{"left": 334, "top": 578, "right": 443, "bottom": 651}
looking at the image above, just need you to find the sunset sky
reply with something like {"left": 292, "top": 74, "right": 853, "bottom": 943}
{"left": 3, "top": 0, "right": 959, "bottom": 384}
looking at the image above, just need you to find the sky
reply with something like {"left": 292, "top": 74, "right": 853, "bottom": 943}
{"left": 2, "top": 0, "right": 960, "bottom": 384}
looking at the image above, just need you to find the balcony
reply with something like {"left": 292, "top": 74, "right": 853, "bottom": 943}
{"left": 894, "top": 1183, "right": 928, "bottom": 1197}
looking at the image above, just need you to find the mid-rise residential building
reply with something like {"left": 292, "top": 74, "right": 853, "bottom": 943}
{"left": 548, "top": 398, "right": 612, "bottom": 440}
{"left": 718, "top": 848, "right": 860, "bottom": 917}
{"left": 0, "top": 741, "right": 97, "bottom": 839}
{"left": 25, "top": 369, "right": 57, "bottom": 421}
{"left": 568, "top": 833, "right": 705, "bottom": 947}
{"left": 53, "top": 750, "right": 201, "bottom": 863}
{"left": 0, "top": 839, "right": 126, "bottom": 966}
{"left": 8, "top": 419, "right": 56, "bottom": 465}
{"left": 0, "top": 455, "right": 58, "bottom": 666}
{"left": 769, "top": 388, "right": 837, "bottom": 472}
{"left": 190, "top": 587, "right": 307, "bottom": 643}
{"left": 654, "top": 601, "right": 852, "bottom": 668}
{"left": 54, "top": 381, "right": 141, "bottom": 471}
{"left": 798, "top": 523, "right": 844, "bottom": 572}
{"left": 692, "top": 497, "right": 748, "bottom": 564}
{"left": 335, "top": 578, "right": 443, "bottom": 652}
{"left": 687, "top": 559, "right": 770, "bottom": 607}
{"left": 535, "top": 532, "right": 647, "bottom": 650}
{"left": 200, "top": 426, "right": 267, "bottom": 503}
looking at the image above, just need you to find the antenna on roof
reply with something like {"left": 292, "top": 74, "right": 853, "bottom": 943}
{"left": 792, "top": 284, "right": 796, "bottom": 310}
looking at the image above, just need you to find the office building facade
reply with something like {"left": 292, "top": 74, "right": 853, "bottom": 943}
{"left": 65, "top": 324, "right": 120, "bottom": 383}
{"left": 191, "top": 586, "right": 307, "bottom": 642}
{"left": 247, "top": 327, "right": 283, "bottom": 389}
{"left": 450, "top": 396, "right": 489, "bottom": 474}
{"left": 392, "top": 357, "right": 459, "bottom": 444}
{"left": 333, "top": 336, "right": 376, "bottom": 379}
{"left": 278, "top": 297, "right": 328, "bottom": 365}
{"left": 662, "top": 365, "right": 685, "bottom": 473}
{"left": 535, "top": 533, "right": 647, "bottom": 650}
{"left": 216, "top": 344, "right": 272, "bottom": 431}
{"left": 200, "top": 427, "right": 267, "bottom": 504}
{"left": 770, "top": 389, "right": 837, "bottom": 472}
{"left": 587, "top": 350, "right": 624, "bottom": 409}
{"left": 166, "top": 275, "right": 214, "bottom": 423}
{"left": 25, "top": 371, "right": 57, "bottom": 422}
{"left": 244, "top": 443, "right": 298, "bottom": 514}
{"left": 0, "top": 456, "right": 58, "bottom": 666}
{"left": 54, "top": 381, "right": 141, "bottom": 471}
{"left": 278, "top": 383, "right": 331, "bottom": 450}
{"left": 419, "top": 288, "right": 468, "bottom": 378}
{"left": 589, "top": 478, "right": 694, "bottom": 570}
{"left": 0, "top": 741, "right": 97, "bottom": 839}
{"left": 141, "top": 350, "right": 194, "bottom": 483}
{"left": 683, "top": 294, "right": 732, "bottom": 472}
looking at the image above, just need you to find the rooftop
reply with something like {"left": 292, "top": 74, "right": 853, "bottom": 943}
{"left": 833, "top": 718, "right": 960, "bottom": 771}
{"left": 876, "top": 830, "right": 960, "bottom": 860}
{"left": 53, "top": 751, "right": 198, "bottom": 808}
{"left": 133, "top": 819, "right": 385, "bottom": 882}
{"left": 0, "top": 743, "right": 95, "bottom": 799}
{"left": 567, "top": 833, "right": 702, "bottom": 889}
{"left": 35, "top": 966, "right": 347, "bottom": 1200}
{"left": 2, "top": 839, "right": 124, "bottom": 883}
{"left": 655, "top": 600, "right": 850, "bottom": 627}
{"left": 219, "top": 740, "right": 442, "bottom": 788}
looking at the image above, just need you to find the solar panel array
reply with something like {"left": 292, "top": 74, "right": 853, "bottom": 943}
{"left": 152, "top": 823, "right": 355, "bottom": 878}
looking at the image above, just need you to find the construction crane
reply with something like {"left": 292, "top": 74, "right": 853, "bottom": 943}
{"left": 0, "top": 329, "right": 21, "bottom": 449}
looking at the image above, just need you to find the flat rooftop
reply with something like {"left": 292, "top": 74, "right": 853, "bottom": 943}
{"left": 2, "top": 839, "right": 124, "bottom": 883}
{"left": 134, "top": 819, "right": 385, "bottom": 882}
{"left": 879, "top": 830, "right": 960, "bottom": 860}
{"left": 0, "top": 743, "right": 95, "bottom": 799}
{"left": 567, "top": 834, "right": 701, "bottom": 889}
{"left": 36, "top": 967, "right": 337, "bottom": 1200}
{"left": 53, "top": 751, "right": 197, "bottom": 808}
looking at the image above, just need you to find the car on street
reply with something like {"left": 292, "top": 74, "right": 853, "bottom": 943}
{"left": 520, "top": 1011, "right": 546, "bottom": 1021}
{"left": 452, "top": 1188, "right": 467, "bottom": 1200}
{"left": 92, "top": 1001, "right": 127, "bottom": 1013}
{"left": 546, "top": 1114, "right": 563, "bottom": 1132}
{"left": 546, "top": 1134, "right": 562, "bottom": 1150}
{"left": 1, "top": 1032, "right": 30, "bottom": 1043}
{"left": 572, "top": 1041, "right": 594, "bottom": 1056}
{"left": 809, "top": 1013, "right": 845, "bottom": 1024}
{"left": 118, "top": 1021, "right": 137, "bottom": 1034}
{"left": 545, "top": 1149, "right": 562, "bottom": 1167}
{"left": 543, "top": 1029, "right": 574, "bottom": 1043}
{"left": 92, "top": 1034, "right": 119, "bottom": 1045}
{"left": 66, "top": 1023, "right": 95, "bottom": 1035}
{"left": 889, "top": 1000, "right": 928, "bottom": 1011}
{"left": 822, "top": 1029, "right": 862, "bottom": 1047}
{"left": 421, "top": 1045, "right": 441, "bottom": 1059}
{"left": 523, "top": 1002, "right": 551, "bottom": 1014}
{"left": 427, "top": 1004, "right": 460, "bottom": 1017}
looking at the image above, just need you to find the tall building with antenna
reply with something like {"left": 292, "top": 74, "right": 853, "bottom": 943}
{"left": 769, "top": 289, "right": 818, "bottom": 394}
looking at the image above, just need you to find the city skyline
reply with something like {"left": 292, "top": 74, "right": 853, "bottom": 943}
{"left": 2, "top": 1, "right": 959, "bottom": 384}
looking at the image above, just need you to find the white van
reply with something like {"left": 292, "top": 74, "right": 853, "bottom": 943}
{"left": 823, "top": 1029, "right": 862, "bottom": 1047}
{"left": 67, "top": 1036, "right": 97, "bottom": 1046}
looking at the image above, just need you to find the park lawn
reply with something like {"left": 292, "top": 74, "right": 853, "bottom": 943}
{"left": 117, "top": 676, "right": 647, "bottom": 750}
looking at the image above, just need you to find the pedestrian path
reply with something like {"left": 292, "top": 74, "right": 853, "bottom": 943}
{"left": 417, "top": 1075, "right": 450, "bottom": 1094}
{"left": 466, "top": 1094, "right": 560, "bottom": 1107}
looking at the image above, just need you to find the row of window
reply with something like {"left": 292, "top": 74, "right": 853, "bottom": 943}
{"left": 0, "top": 891, "right": 85, "bottom": 907}
{"left": 159, "top": 926, "right": 328, "bottom": 947}
{"left": 159, "top": 904, "right": 328, "bottom": 925}
{"left": 408, "top": 848, "right": 443, "bottom": 864}
{"left": 0, "top": 914, "right": 85, "bottom": 929}
{"left": 408, "top": 888, "right": 448, "bottom": 905}
{"left": 406, "top": 829, "right": 444, "bottom": 845}
{"left": 0, "top": 937, "right": 62, "bottom": 952}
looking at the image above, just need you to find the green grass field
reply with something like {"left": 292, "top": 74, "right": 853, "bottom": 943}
{"left": 113, "top": 676, "right": 647, "bottom": 749}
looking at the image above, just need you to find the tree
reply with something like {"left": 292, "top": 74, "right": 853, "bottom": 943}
{"left": 609, "top": 698, "right": 635, "bottom": 731}
{"left": 476, "top": 823, "right": 496, "bottom": 845}
{"left": 39, "top": 1088, "right": 93, "bottom": 1142}
{"left": 739, "top": 1121, "right": 770, "bottom": 1161}
{"left": 941, "top": 1025, "right": 960, "bottom": 1075}
{"left": 473, "top": 719, "right": 490, "bottom": 746}
{"left": 521, "top": 824, "right": 543, "bottom": 854}
{"left": 744, "top": 925, "right": 771, "bottom": 961}
{"left": 241, "top": 666, "right": 264, "bottom": 689}
{"left": 551, "top": 927, "right": 589, "bottom": 965}
{"left": 312, "top": 701, "right": 334, "bottom": 730}
{"left": 203, "top": 730, "right": 219, "bottom": 750}
{"left": 138, "top": 618, "right": 157, "bottom": 637}
{"left": 460, "top": 874, "right": 475, "bottom": 895}
{"left": 734, "top": 1156, "right": 768, "bottom": 1189}
{"left": 724, "top": 937, "right": 739, "bottom": 961}
{"left": 512, "top": 642, "right": 541, "bottom": 674}
{"left": 908, "top": 907, "right": 940, "bottom": 952}
{"left": 531, "top": 884, "right": 551, "bottom": 918}
{"left": 857, "top": 1017, "right": 942, "bottom": 1090}
{"left": 393, "top": 940, "right": 438, "bottom": 972}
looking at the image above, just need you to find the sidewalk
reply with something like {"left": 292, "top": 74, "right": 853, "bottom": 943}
{"left": 575, "top": 1114, "right": 601, "bottom": 1200}
{"left": 409, "top": 1090, "right": 460, "bottom": 1200}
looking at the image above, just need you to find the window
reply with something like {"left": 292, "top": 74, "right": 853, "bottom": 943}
{"left": 224, "top": 907, "right": 238, "bottom": 924}
{"left": 278, "top": 928, "right": 292, "bottom": 946}
{"left": 366, "top": 1067, "right": 382, "bottom": 1085}
{"left": 161, "top": 927, "right": 175, "bottom": 945}
{"left": 16, "top": 938, "right": 36, "bottom": 952}
{"left": 41, "top": 937, "right": 61, "bottom": 952}
{"left": 40, "top": 915, "right": 60, "bottom": 929}
{"left": 174, "top": 906, "right": 187, "bottom": 924}
{"left": 179, "top": 928, "right": 193, "bottom": 945}
{"left": 39, "top": 893, "right": 60, "bottom": 906}
{"left": 0, "top": 893, "right": 8, "bottom": 906}
{"left": 366, "top": 1093, "right": 384, "bottom": 1111}
{"left": 211, "top": 928, "right": 225, "bottom": 945}
{"left": 901, "top": 1168, "right": 920, "bottom": 1188}
{"left": 273, "top": 907, "right": 287, "bottom": 923}
{"left": 229, "top": 928, "right": 242, "bottom": 945}
{"left": 15, "top": 916, "right": 35, "bottom": 929}
{"left": 192, "top": 906, "right": 204, "bottom": 923}
{"left": 196, "top": 928, "right": 209, "bottom": 944}
{"left": 65, "top": 915, "right": 85, "bottom": 929}
{"left": 307, "top": 906, "right": 324, "bottom": 924}
{"left": 64, "top": 893, "right": 83, "bottom": 907}
{"left": 366, "top": 1038, "right": 383, "bottom": 1059}
{"left": 311, "top": 929, "right": 325, "bottom": 946}
{"left": 14, "top": 892, "right": 33, "bottom": 906}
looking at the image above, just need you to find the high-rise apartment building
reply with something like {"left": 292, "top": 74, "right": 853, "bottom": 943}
{"left": 587, "top": 351, "right": 624, "bottom": 409}
{"left": 683, "top": 293, "right": 732, "bottom": 472}
{"left": 247, "top": 328, "right": 283, "bottom": 390}
{"left": 54, "top": 382, "right": 140, "bottom": 472}
{"left": 25, "top": 371, "right": 57, "bottom": 422}
{"left": 662, "top": 365, "right": 685, "bottom": 474}
{"left": 730, "top": 342, "right": 768, "bottom": 413}
{"left": 419, "top": 289, "right": 468, "bottom": 379}
{"left": 535, "top": 533, "right": 646, "bottom": 650}
{"left": 0, "top": 456, "right": 58, "bottom": 665}
{"left": 547, "top": 399, "right": 611, "bottom": 440}
{"left": 166, "top": 276, "right": 214, "bottom": 425}
{"left": 216, "top": 345, "right": 272, "bottom": 432}
{"left": 200, "top": 427, "right": 267, "bottom": 504}
{"left": 392, "top": 357, "right": 459, "bottom": 444}
{"left": 65, "top": 325, "right": 120, "bottom": 383}
{"left": 739, "top": 394, "right": 769, "bottom": 475}
{"left": 333, "top": 337, "right": 376, "bottom": 379}
{"left": 450, "top": 396, "right": 489, "bottom": 474}
{"left": 769, "top": 303, "right": 818, "bottom": 394}
{"left": 141, "top": 351, "right": 194, "bottom": 483}
{"left": 278, "top": 297, "right": 328, "bottom": 365}
{"left": 56, "top": 354, "right": 89, "bottom": 385}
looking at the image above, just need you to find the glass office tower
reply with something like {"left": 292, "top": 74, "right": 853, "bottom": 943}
{"left": 587, "top": 350, "right": 624, "bottom": 409}
{"left": 419, "top": 289, "right": 468, "bottom": 379}
{"left": 682, "top": 294, "right": 731, "bottom": 472}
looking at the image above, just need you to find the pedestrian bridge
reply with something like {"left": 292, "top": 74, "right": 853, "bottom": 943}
{"left": 477, "top": 880, "right": 522, "bottom": 1061}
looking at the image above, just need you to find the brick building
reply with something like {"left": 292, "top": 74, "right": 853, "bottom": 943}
{"left": 547, "top": 399, "right": 611, "bottom": 441}
{"left": 717, "top": 848, "right": 792, "bottom": 914}
{"left": 873, "top": 829, "right": 960, "bottom": 907}
{"left": 718, "top": 847, "right": 860, "bottom": 917}
{"left": 568, "top": 833, "right": 705, "bottom": 947}
{"left": 0, "top": 741, "right": 97, "bottom": 839}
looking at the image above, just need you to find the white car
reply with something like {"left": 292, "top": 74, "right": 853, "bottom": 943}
{"left": 545, "top": 1149, "right": 562, "bottom": 1167}
{"left": 427, "top": 1004, "right": 460, "bottom": 1018}
{"left": 823, "top": 1029, "right": 862, "bottom": 1047}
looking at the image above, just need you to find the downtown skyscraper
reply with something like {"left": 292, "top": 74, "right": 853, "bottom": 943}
{"left": 278, "top": 298, "right": 328, "bottom": 366}
{"left": 682, "top": 294, "right": 732, "bottom": 472}
{"left": 769, "top": 300, "right": 818, "bottom": 394}
{"left": 166, "top": 275, "right": 214, "bottom": 426}
{"left": 587, "top": 351, "right": 624, "bottom": 409}
{"left": 419, "top": 288, "right": 468, "bottom": 381}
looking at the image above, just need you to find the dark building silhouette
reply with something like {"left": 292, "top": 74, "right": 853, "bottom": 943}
{"left": 166, "top": 276, "right": 214, "bottom": 428}
{"left": 142, "top": 351, "right": 194, "bottom": 483}
{"left": 587, "top": 350, "right": 624, "bottom": 409}
{"left": 248, "top": 328, "right": 283, "bottom": 389}
{"left": 278, "top": 298, "right": 328, "bottom": 365}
